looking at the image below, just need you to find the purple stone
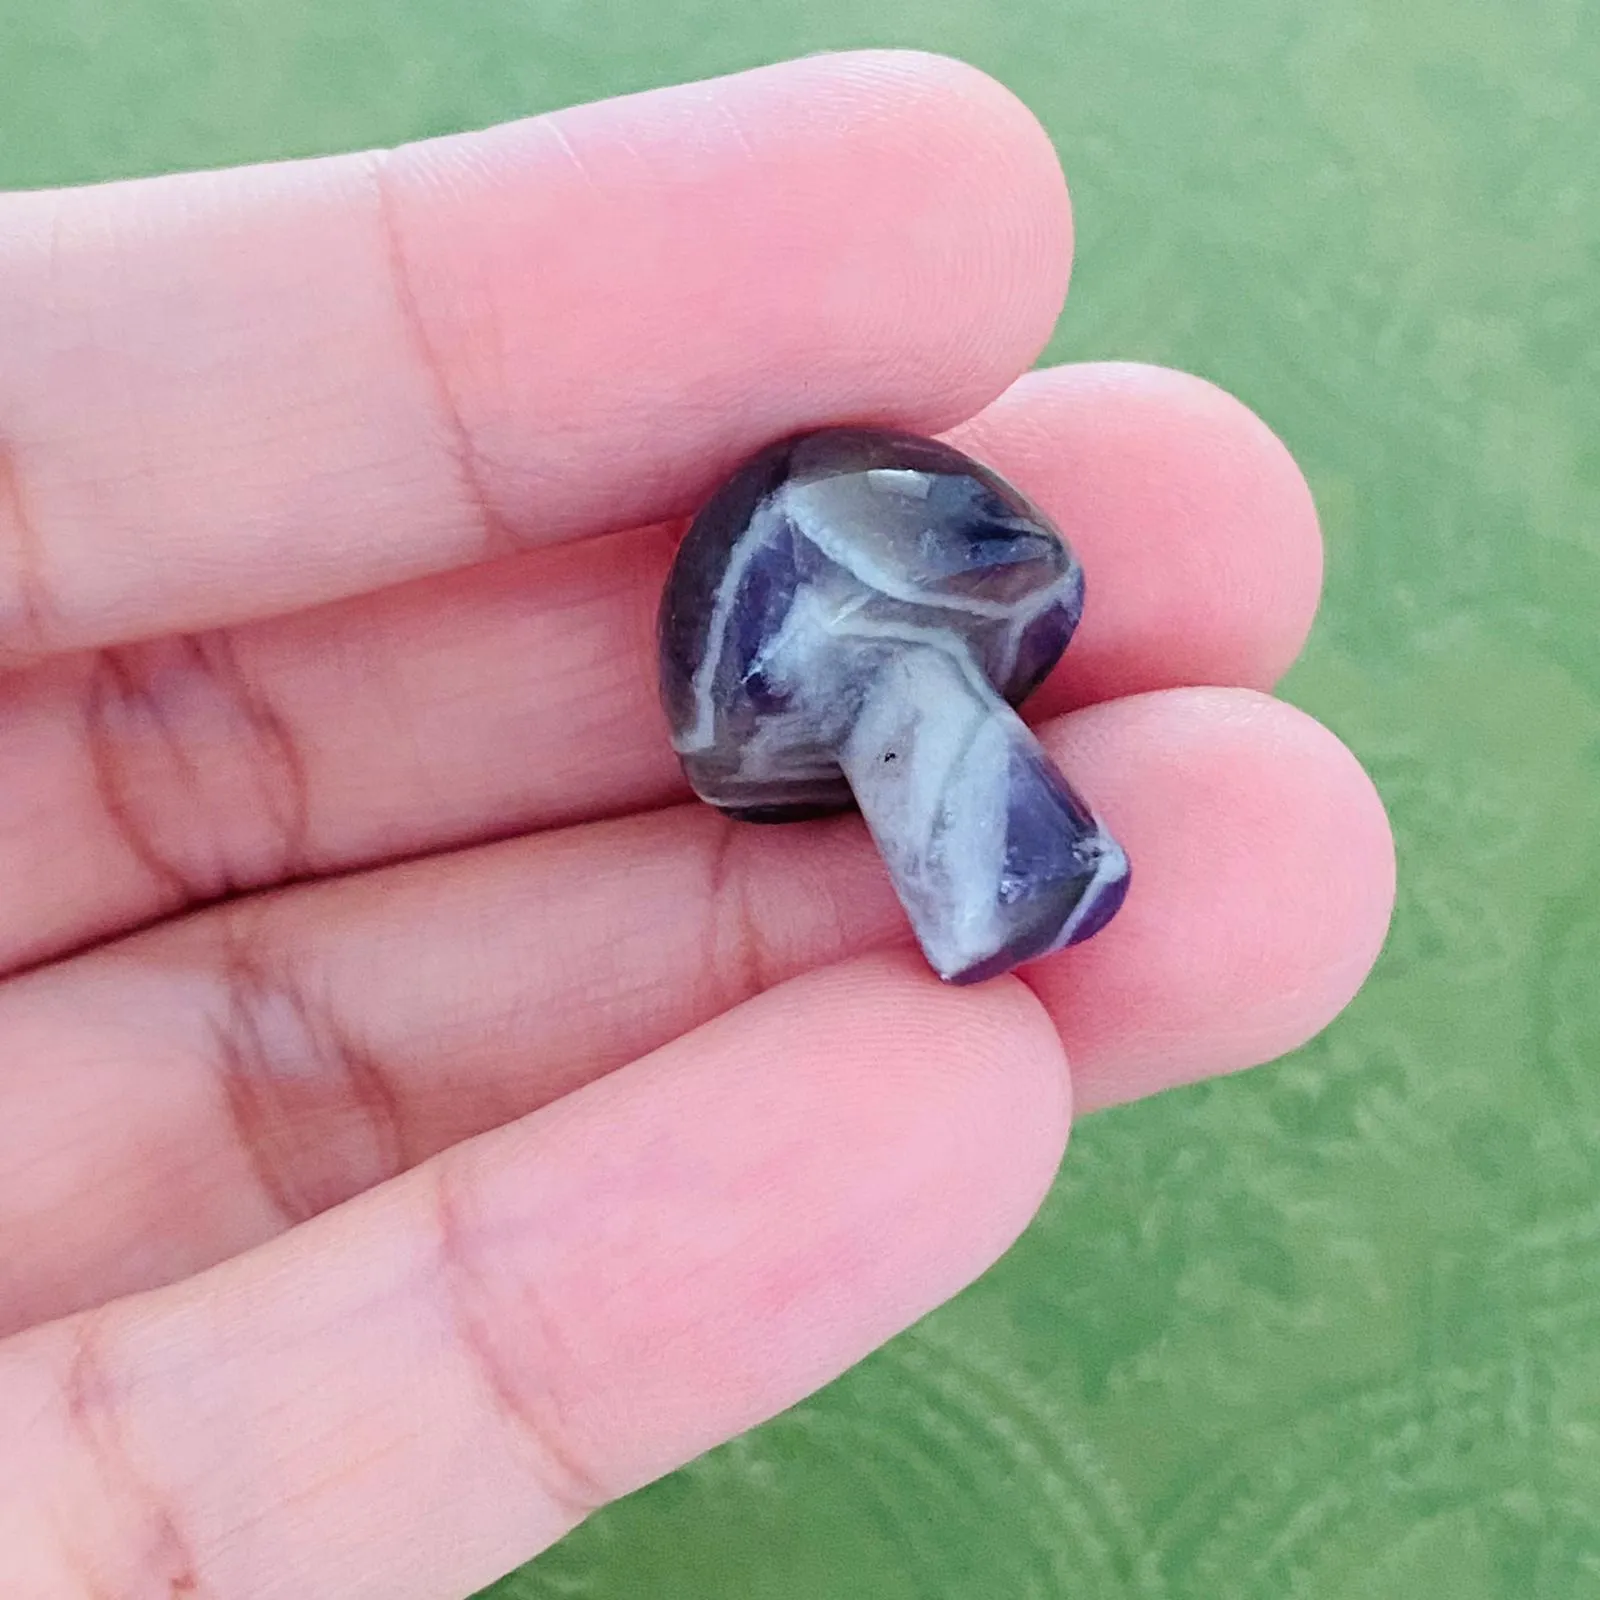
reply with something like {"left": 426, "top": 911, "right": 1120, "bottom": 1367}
{"left": 659, "top": 427, "right": 1129, "bottom": 982}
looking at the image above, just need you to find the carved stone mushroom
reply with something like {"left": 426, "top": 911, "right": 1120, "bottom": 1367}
{"left": 660, "top": 427, "right": 1129, "bottom": 983}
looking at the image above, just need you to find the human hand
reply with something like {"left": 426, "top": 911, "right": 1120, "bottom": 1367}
{"left": 0, "top": 51, "right": 1394, "bottom": 1598}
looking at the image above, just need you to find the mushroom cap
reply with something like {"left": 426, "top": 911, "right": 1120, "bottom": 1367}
{"left": 659, "top": 427, "right": 1084, "bottom": 818}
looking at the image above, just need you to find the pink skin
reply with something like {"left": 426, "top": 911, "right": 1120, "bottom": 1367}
{"left": 0, "top": 49, "right": 1393, "bottom": 1600}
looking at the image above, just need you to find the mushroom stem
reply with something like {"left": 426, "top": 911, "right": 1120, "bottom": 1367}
{"left": 837, "top": 643, "right": 1129, "bottom": 984}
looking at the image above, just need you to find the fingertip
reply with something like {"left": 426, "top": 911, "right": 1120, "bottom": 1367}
{"left": 1126, "top": 363, "right": 1325, "bottom": 687}
{"left": 958, "top": 362, "right": 1324, "bottom": 711}
{"left": 837, "top": 48, "right": 1076, "bottom": 350}
{"left": 751, "top": 50, "right": 1075, "bottom": 427}
{"left": 1026, "top": 688, "right": 1394, "bottom": 1108}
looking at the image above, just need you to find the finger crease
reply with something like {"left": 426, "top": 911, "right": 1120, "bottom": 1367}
{"left": 702, "top": 815, "right": 771, "bottom": 1008}
{"left": 366, "top": 150, "right": 514, "bottom": 563}
{"left": 0, "top": 434, "right": 59, "bottom": 659}
{"left": 84, "top": 632, "right": 312, "bottom": 912}
{"left": 432, "top": 1160, "right": 610, "bottom": 1524}
{"left": 58, "top": 1312, "right": 208, "bottom": 1598}
{"left": 209, "top": 913, "right": 410, "bottom": 1226}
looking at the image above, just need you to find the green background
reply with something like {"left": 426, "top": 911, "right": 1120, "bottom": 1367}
{"left": 5, "top": 0, "right": 1599, "bottom": 1594}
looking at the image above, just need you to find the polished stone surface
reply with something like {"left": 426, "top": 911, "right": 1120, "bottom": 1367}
{"left": 660, "top": 428, "right": 1128, "bottom": 981}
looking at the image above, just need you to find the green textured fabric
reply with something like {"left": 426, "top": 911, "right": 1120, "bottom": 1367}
{"left": 5, "top": 1, "right": 1598, "bottom": 1594}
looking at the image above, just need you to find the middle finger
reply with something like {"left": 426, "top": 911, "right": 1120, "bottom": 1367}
{"left": 0, "top": 361, "right": 1319, "bottom": 972}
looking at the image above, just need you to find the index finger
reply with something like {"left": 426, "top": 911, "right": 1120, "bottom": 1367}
{"left": 0, "top": 51, "right": 1070, "bottom": 657}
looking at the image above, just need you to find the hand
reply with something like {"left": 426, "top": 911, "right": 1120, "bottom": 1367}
{"left": 0, "top": 50, "right": 1394, "bottom": 1599}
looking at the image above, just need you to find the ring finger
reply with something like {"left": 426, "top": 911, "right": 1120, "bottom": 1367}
{"left": 0, "top": 685, "right": 1394, "bottom": 1334}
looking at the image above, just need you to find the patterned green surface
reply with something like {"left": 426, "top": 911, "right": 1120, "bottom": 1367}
{"left": 5, "top": 0, "right": 1599, "bottom": 1594}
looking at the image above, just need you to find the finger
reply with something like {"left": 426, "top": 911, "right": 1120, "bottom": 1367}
{"left": 0, "top": 956, "right": 1069, "bottom": 1600}
{"left": 0, "top": 689, "right": 1391, "bottom": 1332}
{"left": 0, "top": 50, "right": 1068, "bottom": 658}
{"left": 0, "top": 362, "right": 1321, "bottom": 972}
{"left": 961, "top": 362, "right": 1322, "bottom": 715}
